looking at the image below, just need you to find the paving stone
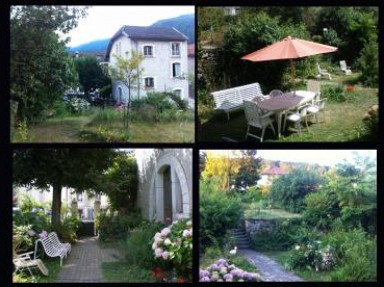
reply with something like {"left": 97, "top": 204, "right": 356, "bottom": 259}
{"left": 239, "top": 249, "right": 304, "bottom": 282}
{"left": 55, "top": 236, "right": 120, "bottom": 283}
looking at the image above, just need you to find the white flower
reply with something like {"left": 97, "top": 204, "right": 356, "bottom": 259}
{"left": 295, "top": 244, "right": 300, "bottom": 250}
{"left": 164, "top": 238, "right": 172, "bottom": 245}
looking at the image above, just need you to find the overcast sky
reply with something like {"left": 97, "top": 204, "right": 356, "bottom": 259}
{"left": 203, "top": 150, "right": 376, "bottom": 167}
{"left": 62, "top": 6, "right": 194, "bottom": 47}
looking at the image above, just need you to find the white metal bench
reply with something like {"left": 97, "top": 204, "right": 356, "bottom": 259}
{"left": 211, "top": 82, "right": 265, "bottom": 120}
{"left": 34, "top": 232, "right": 71, "bottom": 266}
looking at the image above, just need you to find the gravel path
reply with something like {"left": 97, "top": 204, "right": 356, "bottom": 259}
{"left": 239, "top": 249, "right": 304, "bottom": 282}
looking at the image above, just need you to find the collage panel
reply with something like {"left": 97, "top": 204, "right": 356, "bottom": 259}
{"left": 12, "top": 148, "right": 193, "bottom": 283}
{"left": 199, "top": 149, "right": 377, "bottom": 282}
{"left": 10, "top": 5, "right": 195, "bottom": 143}
{"left": 197, "top": 6, "right": 378, "bottom": 142}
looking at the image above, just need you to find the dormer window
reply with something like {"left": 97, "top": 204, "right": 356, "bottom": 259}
{"left": 171, "top": 43, "right": 181, "bottom": 57}
{"left": 143, "top": 45, "right": 154, "bottom": 57}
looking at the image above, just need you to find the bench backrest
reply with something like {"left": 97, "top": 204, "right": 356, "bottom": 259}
{"left": 38, "top": 232, "right": 63, "bottom": 257}
{"left": 211, "top": 83, "right": 264, "bottom": 109}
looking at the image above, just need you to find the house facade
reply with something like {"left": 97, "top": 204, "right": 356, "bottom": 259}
{"left": 135, "top": 149, "right": 192, "bottom": 223}
{"left": 105, "top": 26, "right": 190, "bottom": 104}
{"left": 257, "top": 166, "right": 288, "bottom": 187}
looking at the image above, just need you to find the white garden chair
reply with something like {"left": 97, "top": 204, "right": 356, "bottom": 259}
{"left": 283, "top": 104, "right": 310, "bottom": 135}
{"left": 316, "top": 63, "right": 332, "bottom": 80}
{"left": 13, "top": 250, "right": 49, "bottom": 277}
{"left": 307, "top": 94, "right": 327, "bottom": 123}
{"left": 34, "top": 232, "right": 71, "bottom": 266}
{"left": 339, "top": 60, "right": 352, "bottom": 75}
{"left": 243, "top": 100, "right": 276, "bottom": 142}
{"left": 269, "top": 89, "right": 284, "bottom": 98}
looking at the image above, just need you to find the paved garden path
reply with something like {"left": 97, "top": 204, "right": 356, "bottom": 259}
{"left": 239, "top": 249, "right": 304, "bottom": 282}
{"left": 56, "top": 236, "right": 121, "bottom": 282}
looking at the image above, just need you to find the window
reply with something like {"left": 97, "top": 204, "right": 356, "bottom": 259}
{"left": 173, "top": 89, "right": 182, "bottom": 98}
{"left": 77, "top": 193, "right": 83, "bottom": 202}
{"left": 172, "top": 63, "right": 181, "bottom": 78}
{"left": 171, "top": 43, "right": 181, "bottom": 56}
{"left": 144, "top": 77, "right": 155, "bottom": 89}
{"left": 143, "top": 45, "right": 153, "bottom": 57}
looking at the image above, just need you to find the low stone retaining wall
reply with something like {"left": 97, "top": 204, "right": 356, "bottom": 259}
{"left": 244, "top": 218, "right": 278, "bottom": 235}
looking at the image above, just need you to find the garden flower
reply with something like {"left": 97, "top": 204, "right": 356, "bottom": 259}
{"left": 161, "top": 227, "right": 171, "bottom": 237}
{"left": 155, "top": 248, "right": 164, "bottom": 258}
{"left": 224, "top": 273, "right": 233, "bottom": 281}
{"left": 186, "top": 220, "right": 192, "bottom": 226}
{"left": 152, "top": 241, "right": 158, "bottom": 250}
{"left": 164, "top": 238, "right": 172, "bottom": 245}
{"left": 295, "top": 244, "right": 300, "bottom": 250}
{"left": 27, "top": 230, "right": 36, "bottom": 236}
{"left": 219, "top": 266, "right": 228, "bottom": 275}
{"left": 162, "top": 251, "right": 170, "bottom": 260}
{"left": 39, "top": 230, "right": 48, "bottom": 239}
{"left": 216, "top": 258, "right": 227, "bottom": 265}
{"left": 182, "top": 229, "right": 192, "bottom": 237}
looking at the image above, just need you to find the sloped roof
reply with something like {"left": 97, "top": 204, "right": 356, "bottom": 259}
{"left": 261, "top": 166, "right": 288, "bottom": 175}
{"left": 105, "top": 25, "right": 188, "bottom": 61}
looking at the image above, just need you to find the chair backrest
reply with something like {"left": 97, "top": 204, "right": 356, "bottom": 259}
{"left": 243, "top": 100, "right": 265, "bottom": 128}
{"left": 37, "top": 232, "right": 62, "bottom": 257}
{"left": 340, "top": 60, "right": 347, "bottom": 70}
{"left": 211, "top": 87, "right": 239, "bottom": 108}
{"left": 298, "top": 104, "right": 309, "bottom": 117}
{"left": 269, "top": 89, "right": 283, "bottom": 97}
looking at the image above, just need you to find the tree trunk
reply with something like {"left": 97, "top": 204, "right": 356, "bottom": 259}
{"left": 51, "top": 184, "right": 62, "bottom": 230}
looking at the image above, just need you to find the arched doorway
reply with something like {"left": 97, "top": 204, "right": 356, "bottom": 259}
{"left": 150, "top": 154, "right": 190, "bottom": 222}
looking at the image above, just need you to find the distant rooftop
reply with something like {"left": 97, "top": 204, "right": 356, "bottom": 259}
{"left": 261, "top": 166, "right": 288, "bottom": 175}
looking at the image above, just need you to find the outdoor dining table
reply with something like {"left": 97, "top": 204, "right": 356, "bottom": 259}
{"left": 254, "top": 90, "right": 316, "bottom": 138}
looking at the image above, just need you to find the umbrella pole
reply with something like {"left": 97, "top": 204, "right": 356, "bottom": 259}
{"left": 290, "top": 59, "right": 296, "bottom": 91}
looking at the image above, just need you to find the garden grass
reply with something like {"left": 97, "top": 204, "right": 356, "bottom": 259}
{"left": 199, "top": 85, "right": 377, "bottom": 142}
{"left": 101, "top": 262, "right": 157, "bottom": 283}
{"left": 19, "top": 108, "right": 195, "bottom": 143}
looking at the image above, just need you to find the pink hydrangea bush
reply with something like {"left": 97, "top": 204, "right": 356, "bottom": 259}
{"left": 200, "top": 259, "right": 263, "bottom": 282}
{"left": 152, "top": 217, "right": 192, "bottom": 280}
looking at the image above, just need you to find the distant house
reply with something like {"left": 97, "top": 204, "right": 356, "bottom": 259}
{"left": 257, "top": 166, "right": 288, "bottom": 187}
{"left": 105, "top": 25, "right": 190, "bottom": 104}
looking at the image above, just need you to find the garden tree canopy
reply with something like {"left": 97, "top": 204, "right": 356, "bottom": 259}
{"left": 268, "top": 167, "right": 325, "bottom": 213}
{"left": 201, "top": 150, "right": 241, "bottom": 191}
{"left": 10, "top": 6, "right": 88, "bottom": 123}
{"left": 13, "top": 148, "right": 117, "bottom": 229}
{"left": 99, "top": 151, "right": 138, "bottom": 213}
{"left": 74, "top": 55, "right": 110, "bottom": 95}
{"left": 233, "top": 150, "right": 262, "bottom": 190}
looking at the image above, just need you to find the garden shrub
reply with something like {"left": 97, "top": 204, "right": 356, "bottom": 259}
{"left": 268, "top": 167, "right": 325, "bottom": 213}
{"left": 200, "top": 180, "right": 242, "bottom": 251}
{"left": 99, "top": 212, "right": 143, "bottom": 242}
{"left": 56, "top": 216, "right": 83, "bottom": 243}
{"left": 357, "top": 39, "right": 378, "bottom": 88}
{"left": 124, "top": 221, "right": 165, "bottom": 269}
{"left": 52, "top": 99, "right": 70, "bottom": 117}
{"left": 66, "top": 97, "right": 90, "bottom": 113}
{"left": 152, "top": 218, "right": 193, "bottom": 279}
{"left": 321, "top": 85, "right": 346, "bottom": 102}
{"left": 250, "top": 218, "right": 303, "bottom": 251}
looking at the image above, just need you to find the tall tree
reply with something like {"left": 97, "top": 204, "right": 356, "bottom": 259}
{"left": 233, "top": 150, "right": 262, "bottom": 189}
{"left": 10, "top": 6, "right": 88, "bottom": 123}
{"left": 74, "top": 55, "right": 110, "bottom": 95}
{"left": 13, "top": 149, "right": 116, "bottom": 229}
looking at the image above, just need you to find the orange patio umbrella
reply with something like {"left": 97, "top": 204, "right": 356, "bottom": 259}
{"left": 241, "top": 36, "right": 338, "bottom": 82}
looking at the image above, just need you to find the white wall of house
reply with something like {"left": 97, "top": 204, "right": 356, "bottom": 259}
{"left": 109, "top": 36, "right": 189, "bottom": 104}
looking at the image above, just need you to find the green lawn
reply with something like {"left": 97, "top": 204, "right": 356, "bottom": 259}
{"left": 199, "top": 83, "right": 378, "bottom": 142}
{"left": 13, "top": 107, "right": 194, "bottom": 143}
{"left": 102, "top": 262, "right": 157, "bottom": 283}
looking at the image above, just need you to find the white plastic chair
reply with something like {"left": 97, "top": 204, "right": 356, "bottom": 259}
{"left": 339, "top": 60, "right": 352, "bottom": 75}
{"left": 13, "top": 250, "right": 49, "bottom": 277}
{"left": 283, "top": 104, "right": 310, "bottom": 135}
{"left": 269, "top": 89, "right": 284, "bottom": 98}
{"left": 243, "top": 100, "right": 276, "bottom": 142}
{"left": 316, "top": 63, "right": 332, "bottom": 80}
{"left": 307, "top": 94, "right": 327, "bottom": 123}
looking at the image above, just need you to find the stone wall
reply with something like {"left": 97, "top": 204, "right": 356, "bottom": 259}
{"left": 245, "top": 218, "right": 278, "bottom": 235}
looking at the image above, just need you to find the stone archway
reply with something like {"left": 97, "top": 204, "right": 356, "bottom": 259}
{"left": 149, "top": 153, "right": 190, "bottom": 222}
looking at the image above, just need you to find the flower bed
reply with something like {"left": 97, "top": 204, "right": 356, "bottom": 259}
{"left": 199, "top": 259, "right": 263, "bottom": 282}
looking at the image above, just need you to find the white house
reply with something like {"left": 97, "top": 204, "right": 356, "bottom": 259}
{"left": 257, "top": 166, "right": 288, "bottom": 187}
{"left": 105, "top": 25, "right": 190, "bottom": 104}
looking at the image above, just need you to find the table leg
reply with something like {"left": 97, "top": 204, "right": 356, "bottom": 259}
{"left": 275, "top": 112, "right": 283, "bottom": 138}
